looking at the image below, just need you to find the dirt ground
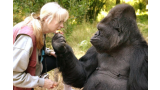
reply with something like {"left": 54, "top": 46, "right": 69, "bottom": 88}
{"left": 34, "top": 68, "right": 82, "bottom": 90}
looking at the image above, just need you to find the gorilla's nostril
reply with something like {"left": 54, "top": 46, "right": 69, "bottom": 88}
{"left": 95, "top": 31, "right": 100, "bottom": 36}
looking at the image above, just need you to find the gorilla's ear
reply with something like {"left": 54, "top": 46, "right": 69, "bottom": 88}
{"left": 122, "top": 5, "right": 136, "bottom": 20}
{"left": 114, "top": 27, "right": 120, "bottom": 33}
{"left": 112, "top": 18, "right": 122, "bottom": 36}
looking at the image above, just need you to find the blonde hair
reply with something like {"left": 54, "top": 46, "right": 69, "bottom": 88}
{"left": 21, "top": 2, "right": 69, "bottom": 49}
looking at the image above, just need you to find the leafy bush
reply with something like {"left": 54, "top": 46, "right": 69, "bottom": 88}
{"left": 137, "top": 14, "right": 148, "bottom": 40}
{"left": 13, "top": 0, "right": 148, "bottom": 56}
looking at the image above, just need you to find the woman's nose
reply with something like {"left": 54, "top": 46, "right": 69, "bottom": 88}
{"left": 60, "top": 23, "right": 64, "bottom": 28}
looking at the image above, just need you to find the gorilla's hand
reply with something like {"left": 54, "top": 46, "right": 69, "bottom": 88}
{"left": 52, "top": 33, "right": 66, "bottom": 54}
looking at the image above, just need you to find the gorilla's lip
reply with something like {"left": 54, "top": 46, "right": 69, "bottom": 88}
{"left": 90, "top": 38, "right": 101, "bottom": 43}
{"left": 90, "top": 38, "right": 101, "bottom": 46}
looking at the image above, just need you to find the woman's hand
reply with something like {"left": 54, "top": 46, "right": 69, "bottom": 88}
{"left": 43, "top": 79, "right": 58, "bottom": 89}
{"left": 50, "top": 51, "right": 57, "bottom": 57}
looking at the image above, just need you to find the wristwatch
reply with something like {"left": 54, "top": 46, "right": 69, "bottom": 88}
{"left": 49, "top": 50, "right": 52, "bottom": 56}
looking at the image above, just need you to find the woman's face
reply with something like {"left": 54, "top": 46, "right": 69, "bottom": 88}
{"left": 42, "top": 17, "right": 64, "bottom": 34}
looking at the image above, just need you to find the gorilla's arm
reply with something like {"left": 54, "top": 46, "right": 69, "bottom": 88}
{"left": 128, "top": 43, "right": 148, "bottom": 90}
{"left": 52, "top": 34, "right": 98, "bottom": 88}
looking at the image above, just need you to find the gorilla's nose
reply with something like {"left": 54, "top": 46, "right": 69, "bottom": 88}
{"left": 95, "top": 31, "right": 100, "bottom": 36}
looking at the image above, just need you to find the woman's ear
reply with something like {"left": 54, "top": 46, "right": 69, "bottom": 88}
{"left": 41, "top": 16, "right": 48, "bottom": 22}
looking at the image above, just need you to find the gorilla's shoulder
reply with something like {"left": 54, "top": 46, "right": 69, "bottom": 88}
{"left": 86, "top": 46, "right": 97, "bottom": 53}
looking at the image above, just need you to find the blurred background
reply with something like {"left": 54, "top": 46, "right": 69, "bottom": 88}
{"left": 13, "top": 0, "right": 148, "bottom": 90}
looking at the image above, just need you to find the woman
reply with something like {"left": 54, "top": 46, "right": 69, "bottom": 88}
{"left": 13, "top": 2, "right": 69, "bottom": 90}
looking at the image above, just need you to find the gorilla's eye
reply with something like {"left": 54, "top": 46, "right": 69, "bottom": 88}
{"left": 95, "top": 30, "right": 101, "bottom": 36}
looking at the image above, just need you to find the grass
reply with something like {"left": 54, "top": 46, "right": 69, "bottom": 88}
{"left": 46, "top": 14, "right": 148, "bottom": 58}
{"left": 136, "top": 14, "right": 148, "bottom": 41}
{"left": 45, "top": 21, "right": 98, "bottom": 58}
{"left": 65, "top": 21, "right": 98, "bottom": 58}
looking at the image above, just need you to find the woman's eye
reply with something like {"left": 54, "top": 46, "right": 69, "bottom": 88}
{"left": 59, "top": 21, "right": 63, "bottom": 23}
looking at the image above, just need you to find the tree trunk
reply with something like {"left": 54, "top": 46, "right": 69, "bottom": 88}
{"left": 116, "top": 0, "right": 120, "bottom": 5}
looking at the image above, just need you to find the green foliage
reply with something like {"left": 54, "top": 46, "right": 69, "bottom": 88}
{"left": 65, "top": 20, "right": 97, "bottom": 55}
{"left": 13, "top": 0, "right": 148, "bottom": 24}
{"left": 55, "top": 0, "right": 89, "bottom": 24}
{"left": 13, "top": 0, "right": 52, "bottom": 24}
{"left": 58, "top": 0, "right": 91, "bottom": 38}
{"left": 121, "top": 0, "right": 148, "bottom": 12}
{"left": 79, "top": 40, "right": 90, "bottom": 51}
{"left": 13, "top": 0, "right": 148, "bottom": 56}
{"left": 85, "top": 0, "right": 106, "bottom": 23}
{"left": 137, "top": 14, "right": 148, "bottom": 40}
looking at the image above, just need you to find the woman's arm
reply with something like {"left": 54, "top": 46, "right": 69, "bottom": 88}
{"left": 13, "top": 35, "right": 44, "bottom": 88}
{"left": 45, "top": 48, "right": 56, "bottom": 57}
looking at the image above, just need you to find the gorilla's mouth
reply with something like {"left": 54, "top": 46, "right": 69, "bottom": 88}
{"left": 90, "top": 38, "right": 100, "bottom": 44}
{"left": 90, "top": 38, "right": 102, "bottom": 49}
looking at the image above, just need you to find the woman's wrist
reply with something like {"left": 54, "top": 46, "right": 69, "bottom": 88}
{"left": 50, "top": 51, "right": 57, "bottom": 57}
{"left": 49, "top": 51, "right": 52, "bottom": 55}
{"left": 45, "top": 48, "right": 52, "bottom": 55}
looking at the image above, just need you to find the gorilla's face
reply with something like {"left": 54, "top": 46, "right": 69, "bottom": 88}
{"left": 90, "top": 4, "right": 137, "bottom": 53}
{"left": 90, "top": 14, "right": 120, "bottom": 53}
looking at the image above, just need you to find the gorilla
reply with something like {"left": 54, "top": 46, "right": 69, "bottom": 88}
{"left": 52, "top": 4, "right": 148, "bottom": 90}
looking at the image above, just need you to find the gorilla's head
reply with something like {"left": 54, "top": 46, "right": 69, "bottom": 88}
{"left": 91, "top": 4, "right": 141, "bottom": 53}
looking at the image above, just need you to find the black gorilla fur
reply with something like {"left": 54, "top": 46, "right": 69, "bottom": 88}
{"left": 52, "top": 4, "right": 148, "bottom": 90}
